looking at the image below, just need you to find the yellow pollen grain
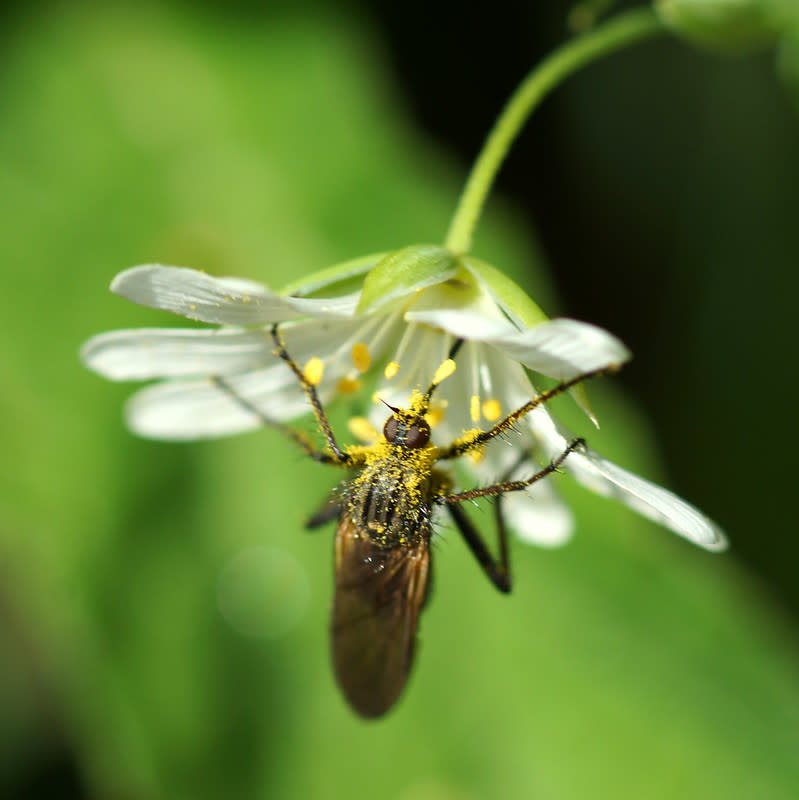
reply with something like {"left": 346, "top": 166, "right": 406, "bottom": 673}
{"left": 384, "top": 360, "right": 400, "bottom": 379}
{"left": 351, "top": 342, "right": 371, "bottom": 373}
{"left": 303, "top": 357, "right": 324, "bottom": 386}
{"left": 470, "top": 394, "right": 481, "bottom": 423}
{"left": 482, "top": 398, "right": 501, "bottom": 421}
{"left": 469, "top": 449, "right": 486, "bottom": 464}
{"left": 348, "top": 416, "right": 378, "bottom": 443}
{"left": 336, "top": 376, "right": 362, "bottom": 395}
{"left": 432, "top": 358, "right": 456, "bottom": 386}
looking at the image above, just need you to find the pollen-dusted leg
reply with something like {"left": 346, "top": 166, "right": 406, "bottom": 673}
{"left": 435, "top": 438, "right": 585, "bottom": 505}
{"left": 437, "top": 367, "right": 612, "bottom": 461}
{"left": 211, "top": 376, "right": 341, "bottom": 465}
{"left": 270, "top": 323, "right": 350, "bottom": 464}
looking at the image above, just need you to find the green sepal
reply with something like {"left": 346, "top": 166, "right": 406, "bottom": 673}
{"left": 462, "top": 257, "right": 549, "bottom": 327}
{"left": 356, "top": 244, "right": 459, "bottom": 314}
{"left": 279, "top": 252, "right": 387, "bottom": 298}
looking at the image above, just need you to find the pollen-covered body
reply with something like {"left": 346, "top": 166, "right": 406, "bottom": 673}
{"left": 326, "top": 392, "right": 454, "bottom": 717}
{"left": 345, "top": 439, "right": 447, "bottom": 548}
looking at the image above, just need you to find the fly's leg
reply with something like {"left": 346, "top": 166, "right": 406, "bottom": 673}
{"left": 442, "top": 446, "right": 547, "bottom": 594}
{"left": 212, "top": 376, "right": 340, "bottom": 465}
{"left": 446, "top": 502, "right": 511, "bottom": 593}
{"left": 437, "top": 367, "right": 611, "bottom": 461}
{"left": 436, "top": 438, "right": 584, "bottom": 505}
{"left": 271, "top": 324, "right": 350, "bottom": 464}
{"left": 305, "top": 495, "right": 344, "bottom": 529}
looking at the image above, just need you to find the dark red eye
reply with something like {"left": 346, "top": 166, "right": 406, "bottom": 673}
{"left": 404, "top": 421, "right": 430, "bottom": 449}
{"left": 383, "top": 416, "right": 399, "bottom": 442}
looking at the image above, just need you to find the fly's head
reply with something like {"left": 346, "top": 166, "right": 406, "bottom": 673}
{"left": 343, "top": 353, "right": 458, "bottom": 473}
{"left": 381, "top": 394, "right": 431, "bottom": 452}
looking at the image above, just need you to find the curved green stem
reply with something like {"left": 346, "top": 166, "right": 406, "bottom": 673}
{"left": 444, "top": 8, "right": 665, "bottom": 255}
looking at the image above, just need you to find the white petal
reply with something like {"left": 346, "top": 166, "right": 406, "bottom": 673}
{"left": 127, "top": 378, "right": 269, "bottom": 439}
{"left": 124, "top": 314, "right": 393, "bottom": 440}
{"left": 565, "top": 448, "right": 728, "bottom": 551}
{"left": 111, "top": 265, "right": 359, "bottom": 325}
{"left": 126, "top": 368, "right": 316, "bottom": 440}
{"left": 491, "top": 318, "right": 630, "bottom": 378}
{"left": 82, "top": 314, "right": 370, "bottom": 382}
{"left": 525, "top": 410, "right": 727, "bottom": 551}
{"left": 407, "top": 309, "right": 630, "bottom": 379}
{"left": 405, "top": 308, "right": 516, "bottom": 339}
{"left": 81, "top": 327, "right": 273, "bottom": 380}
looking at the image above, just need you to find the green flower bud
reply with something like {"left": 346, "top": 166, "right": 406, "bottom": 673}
{"left": 655, "top": 0, "right": 794, "bottom": 52}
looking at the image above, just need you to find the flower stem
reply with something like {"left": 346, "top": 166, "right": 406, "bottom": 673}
{"left": 444, "top": 8, "right": 665, "bottom": 255}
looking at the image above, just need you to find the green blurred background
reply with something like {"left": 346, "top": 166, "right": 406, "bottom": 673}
{"left": 1, "top": 2, "right": 798, "bottom": 798}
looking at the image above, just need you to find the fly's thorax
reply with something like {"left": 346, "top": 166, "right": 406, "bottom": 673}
{"left": 346, "top": 442, "right": 440, "bottom": 548}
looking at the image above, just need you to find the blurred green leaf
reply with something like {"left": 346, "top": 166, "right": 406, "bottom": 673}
{"left": 0, "top": 3, "right": 797, "bottom": 799}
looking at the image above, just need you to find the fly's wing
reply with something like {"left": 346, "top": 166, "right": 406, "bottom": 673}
{"left": 331, "top": 515, "right": 431, "bottom": 719}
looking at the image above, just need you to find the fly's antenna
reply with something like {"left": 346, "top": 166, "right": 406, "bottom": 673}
{"left": 423, "top": 337, "right": 464, "bottom": 403}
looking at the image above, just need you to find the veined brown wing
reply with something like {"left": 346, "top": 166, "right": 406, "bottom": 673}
{"left": 331, "top": 514, "right": 431, "bottom": 719}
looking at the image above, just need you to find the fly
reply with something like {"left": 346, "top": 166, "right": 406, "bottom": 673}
{"left": 214, "top": 326, "right": 607, "bottom": 719}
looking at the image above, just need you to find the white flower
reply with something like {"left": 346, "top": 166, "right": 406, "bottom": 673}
{"left": 81, "top": 247, "right": 727, "bottom": 552}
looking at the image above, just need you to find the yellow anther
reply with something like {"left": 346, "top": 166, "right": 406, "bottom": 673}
{"left": 432, "top": 358, "right": 456, "bottom": 386}
{"left": 384, "top": 360, "right": 400, "bottom": 379}
{"left": 351, "top": 342, "right": 371, "bottom": 373}
{"left": 425, "top": 405, "right": 445, "bottom": 428}
{"left": 336, "top": 376, "right": 362, "bottom": 395}
{"left": 470, "top": 394, "right": 481, "bottom": 423}
{"left": 303, "top": 357, "right": 324, "bottom": 386}
{"left": 482, "top": 398, "right": 501, "bottom": 422}
{"left": 348, "top": 416, "right": 378, "bottom": 443}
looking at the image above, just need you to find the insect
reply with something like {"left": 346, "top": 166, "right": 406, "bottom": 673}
{"left": 216, "top": 325, "right": 607, "bottom": 718}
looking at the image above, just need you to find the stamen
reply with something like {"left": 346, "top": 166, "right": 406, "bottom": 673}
{"left": 482, "top": 398, "right": 501, "bottom": 421}
{"left": 351, "top": 342, "right": 371, "bottom": 373}
{"left": 425, "top": 404, "right": 445, "bottom": 428}
{"left": 336, "top": 376, "right": 362, "bottom": 395}
{"left": 348, "top": 416, "right": 378, "bottom": 443}
{"left": 303, "top": 357, "right": 324, "bottom": 386}
{"left": 470, "top": 394, "right": 481, "bottom": 423}
{"left": 432, "top": 358, "right": 456, "bottom": 387}
{"left": 384, "top": 360, "right": 400, "bottom": 379}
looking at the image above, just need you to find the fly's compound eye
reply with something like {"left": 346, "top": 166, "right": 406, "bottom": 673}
{"left": 404, "top": 420, "right": 430, "bottom": 449}
{"left": 383, "top": 416, "right": 430, "bottom": 448}
{"left": 383, "top": 416, "right": 399, "bottom": 442}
